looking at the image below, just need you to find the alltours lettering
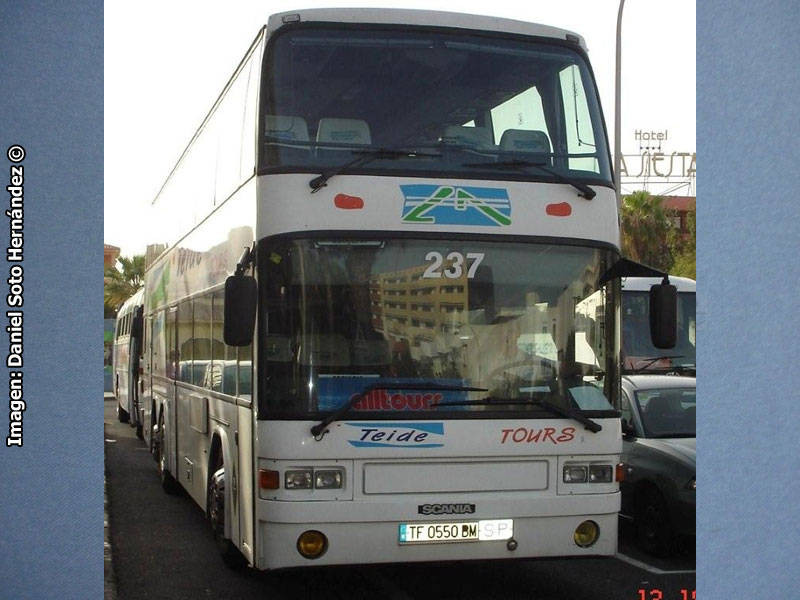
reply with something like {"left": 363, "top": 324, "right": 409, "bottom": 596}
{"left": 350, "top": 389, "right": 440, "bottom": 411}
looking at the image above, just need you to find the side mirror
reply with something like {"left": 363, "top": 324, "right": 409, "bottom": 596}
{"left": 224, "top": 274, "right": 257, "bottom": 346}
{"left": 649, "top": 281, "right": 677, "bottom": 349}
{"left": 621, "top": 418, "right": 636, "bottom": 437}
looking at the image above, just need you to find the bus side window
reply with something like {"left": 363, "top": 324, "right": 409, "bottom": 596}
{"left": 152, "top": 311, "right": 166, "bottom": 378}
{"left": 177, "top": 301, "right": 193, "bottom": 383}
{"left": 193, "top": 295, "right": 213, "bottom": 388}
{"left": 166, "top": 306, "right": 177, "bottom": 380}
{"left": 211, "top": 291, "right": 227, "bottom": 394}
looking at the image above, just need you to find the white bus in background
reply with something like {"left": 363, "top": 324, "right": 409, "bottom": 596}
{"left": 622, "top": 276, "right": 695, "bottom": 375}
{"left": 112, "top": 288, "right": 144, "bottom": 438}
{"left": 139, "top": 8, "right": 675, "bottom": 571}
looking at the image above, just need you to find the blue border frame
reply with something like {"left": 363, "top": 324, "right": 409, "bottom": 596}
{"left": 698, "top": 0, "right": 800, "bottom": 596}
{"left": 0, "top": 1, "right": 102, "bottom": 598}
{"left": 5, "top": 0, "right": 800, "bottom": 596}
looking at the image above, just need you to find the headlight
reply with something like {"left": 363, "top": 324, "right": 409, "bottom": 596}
{"left": 589, "top": 465, "right": 613, "bottom": 483}
{"left": 686, "top": 478, "right": 696, "bottom": 491}
{"left": 563, "top": 466, "right": 588, "bottom": 483}
{"left": 285, "top": 469, "right": 313, "bottom": 489}
{"left": 314, "top": 469, "right": 344, "bottom": 490}
{"left": 285, "top": 467, "right": 345, "bottom": 490}
{"left": 563, "top": 464, "right": 615, "bottom": 484}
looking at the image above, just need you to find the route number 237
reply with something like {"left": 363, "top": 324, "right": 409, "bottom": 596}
{"left": 423, "top": 251, "right": 485, "bottom": 279}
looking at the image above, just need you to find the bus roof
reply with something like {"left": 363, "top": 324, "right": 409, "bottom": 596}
{"left": 117, "top": 287, "right": 144, "bottom": 315}
{"left": 621, "top": 276, "right": 696, "bottom": 293}
{"left": 268, "top": 9, "right": 587, "bottom": 50}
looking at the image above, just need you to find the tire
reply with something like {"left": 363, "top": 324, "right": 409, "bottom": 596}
{"left": 636, "top": 487, "right": 675, "bottom": 557}
{"left": 150, "top": 410, "right": 158, "bottom": 458}
{"left": 155, "top": 414, "right": 180, "bottom": 495}
{"left": 208, "top": 457, "right": 246, "bottom": 569}
{"left": 117, "top": 402, "right": 130, "bottom": 424}
{"left": 135, "top": 423, "right": 144, "bottom": 440}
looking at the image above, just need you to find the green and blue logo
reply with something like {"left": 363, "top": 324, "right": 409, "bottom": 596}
{"left": 401, "top": 185, "right": 511, "bottom": 227}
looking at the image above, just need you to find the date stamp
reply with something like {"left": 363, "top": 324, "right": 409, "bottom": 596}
{"left": 638, "top": 590, "right": 696, "bottom": 600}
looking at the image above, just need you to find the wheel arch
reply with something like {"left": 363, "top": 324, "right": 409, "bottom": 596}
{"left": 207, "top": 427, "right": 235, "bottom": 542}
{"left": 633, "top": 479, "right": 663, "bottom": 512}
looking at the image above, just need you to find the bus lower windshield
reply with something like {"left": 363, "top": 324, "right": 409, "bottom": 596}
{"left": 258, "top": 237, "right": 619, "bottom": 419}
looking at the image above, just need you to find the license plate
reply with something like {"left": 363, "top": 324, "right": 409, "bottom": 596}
{"left": 398, "top": 519, "right": 513, "bottom": 544}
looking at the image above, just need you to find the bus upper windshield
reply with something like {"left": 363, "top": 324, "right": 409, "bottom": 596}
{"left": 260, "top": 26, "right": 612, "bottom": 185}
{"left": 258, "top": 238, "right": 619, "bottom": 419}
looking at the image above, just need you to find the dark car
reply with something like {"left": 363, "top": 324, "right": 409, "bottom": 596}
{"left": 619, "top": 375, "right": 695, "bottom": 556}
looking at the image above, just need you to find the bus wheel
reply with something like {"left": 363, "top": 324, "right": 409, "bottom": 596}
{"left": 636, "top": 487, "right": 674, "bottom": 557}
{"left": 208, "top": 458, "right": 246, "bottom": 569}
{"left": 156, "top": 414, "right": 180, "bottom": 495}
{"left": 135, "top": 423, "right": 144, "bottom": 440}
{"left": 117, "top": 402, "right": 129, "bottom": 424}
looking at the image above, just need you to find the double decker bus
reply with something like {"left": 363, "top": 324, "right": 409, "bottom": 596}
{"left": 112, "top": 288, "right": 144, "bottom": 438}
{"left": 139, "top": 8, "right": 673, "bottom": 571}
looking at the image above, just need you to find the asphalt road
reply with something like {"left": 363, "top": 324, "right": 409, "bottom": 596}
{"left": 104, "top": 398, "right": 695, "bottom": 600}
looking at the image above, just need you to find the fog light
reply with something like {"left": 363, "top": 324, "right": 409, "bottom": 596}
{"left": 573, "top": 520, "right": 599, "bottom": 548}
{"left": 589, "top": 465, "right": 613, "bottom": 483}
{"left": 285, "top": 469, "right": 313, "bottom": 489}
{"left": 563, "top": 465, "right": 588, "bottom": 483}
{"left": 297, "top": 530, "right": 328, "bottom": 559}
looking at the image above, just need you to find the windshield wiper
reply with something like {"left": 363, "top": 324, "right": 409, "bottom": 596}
{"left": 310, "top": 382, "right": 487, "bottom": 438}
{"left": 434, "top": 396, "right": 602, "bottom": 433}
{"left": 462, "top": 159, "right": 596, "bottom": 200}
{"left": 309, "top": 148, "right": 441, "bottom": 193}
{"left": 627, "top": 355, "right": 684, "bottom": 374}
{"left": 668, "top": 363, "right": 696, "bottom": 376}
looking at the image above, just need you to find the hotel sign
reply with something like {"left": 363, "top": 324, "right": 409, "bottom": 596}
{"left": 621, "top": 129, "right": 696, "bottom": 179}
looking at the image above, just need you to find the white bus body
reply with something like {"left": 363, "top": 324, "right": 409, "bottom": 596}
{"left": 140, "top": 8, "right": 625, "bottom": 571}
{"left": 112, "top": 288, "right": 144, "bottom": 437}
{"left": 621, "top": 276, "right": 696, "bottom": 374}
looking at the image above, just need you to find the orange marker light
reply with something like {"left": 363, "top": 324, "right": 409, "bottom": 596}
{"left": 546, "top": 202, "right": 572, "bottom": 217}
{"left": 615, "top": 463, "right": 626, "bottom": 483}
{"left": 259, "top": 469, "right": 280, "bottom": 490}
{"left": 334, "top": 194, "right": 364, "bottom": 209}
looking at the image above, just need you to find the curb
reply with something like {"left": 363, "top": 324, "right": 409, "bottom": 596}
{"left": 104, "top": 472, "right": 116, "bottom": 600}
{"left": 104, "top": 402, "right": 117, "bottom": 600}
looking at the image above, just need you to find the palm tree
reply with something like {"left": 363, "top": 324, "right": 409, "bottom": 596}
{"left": 620, "top": 190, "right": 674, "bottom": 272}
{"left": 670, "top": 210, "right": 696, "bottom": 279}
{"left": 104, "top": 254, "right": 145, "bottom": 315}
